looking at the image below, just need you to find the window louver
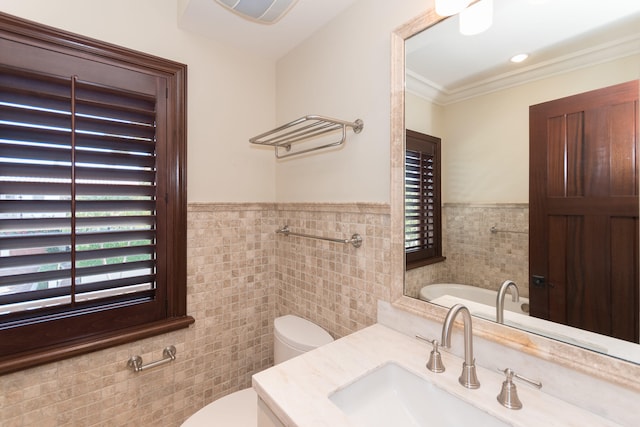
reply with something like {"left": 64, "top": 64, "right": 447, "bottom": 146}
{"left": 0, "top": 65, "right": 158, "bottom": 316}
{"left": 405, "top": 130, "right": 442, "bottom": 267}
{"left": 405, "top": 149, "right": 435, "bottom": 254}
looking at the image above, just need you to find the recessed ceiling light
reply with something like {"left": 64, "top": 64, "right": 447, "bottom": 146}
{"left": 510, "top": 53, "right": 529, "bottom": 63}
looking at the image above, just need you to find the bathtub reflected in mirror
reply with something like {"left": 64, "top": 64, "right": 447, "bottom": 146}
{"left": 418, "top": 283, "right": 528, "bottom": 316}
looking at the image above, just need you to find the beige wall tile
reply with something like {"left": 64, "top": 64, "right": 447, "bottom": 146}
{"left": 405, "top": 203, "right": 529, "bottom": 298}
{"left": 0, "top": 203, "right": 389, "bottom": 426}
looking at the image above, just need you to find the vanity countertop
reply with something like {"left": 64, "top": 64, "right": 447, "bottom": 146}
{"left": 252, "top": 323, "right": 620, "bottom": 427}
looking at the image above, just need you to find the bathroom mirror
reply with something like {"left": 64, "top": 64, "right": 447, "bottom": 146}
{"left": 396, "top": 0, "right": 640, "bottom": 364}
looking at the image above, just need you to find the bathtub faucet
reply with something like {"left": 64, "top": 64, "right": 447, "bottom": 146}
{"left": 441, "top": 304, "right": 480, "bottom": 389}
{"left": 496, "top": 280, "right": 519, "bottom": 324}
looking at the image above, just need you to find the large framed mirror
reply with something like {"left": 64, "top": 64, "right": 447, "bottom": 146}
{"left": 390, "top": 0, "right": 640, "bottom": 371}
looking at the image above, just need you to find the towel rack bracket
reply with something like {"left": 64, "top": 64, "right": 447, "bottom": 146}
{"left": 350, "top": 233, "right": 363, "bottom": 248}
{"left": 353, "top": 118, "right": 364, "bottom": 134}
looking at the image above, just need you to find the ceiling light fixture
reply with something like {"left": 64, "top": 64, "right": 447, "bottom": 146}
{"left": 459, "top": 0, "right": 493, "bottom": 35}
{"left": 435, "top": 0, "right": 472, "bottom": 17}
{"left": 214, "top": 0, "right": 298, "bottom": 24}
{"left": 510, "top": 53, "right": 529, "bottom": 63}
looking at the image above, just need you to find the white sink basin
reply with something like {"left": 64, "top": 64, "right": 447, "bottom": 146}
{"left": 329, "top": 362, "right": 509, "bottom": 427}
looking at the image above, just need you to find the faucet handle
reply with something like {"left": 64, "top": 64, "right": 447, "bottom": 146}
{"left": 416, "top": 335, "right": 445, "bottom": 373}
{"left": 426, "top": 339, "right": 445, "bottom": 373}
{"left": 496, "top": 368, "right": 542, "bottom": 409}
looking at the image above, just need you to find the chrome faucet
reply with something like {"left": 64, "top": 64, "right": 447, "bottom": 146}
{"left": 496, "top": 280, "right": 519, "bottom": 324}
{"left": 441, "top": 304, "right": 480, "bottom": 389}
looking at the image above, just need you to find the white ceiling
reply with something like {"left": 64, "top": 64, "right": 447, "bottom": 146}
{"left": 179, "top": 0, "right": 359, "bottom": 60}
{"left": 406, "top": 0, "right": 640, "bottom": 104}
{"left": 178, "top": 0, "right": 640, "bottom": 100}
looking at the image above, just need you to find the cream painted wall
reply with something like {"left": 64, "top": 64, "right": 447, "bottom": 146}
{"left": 274, "top": 0, "right": 429, "bottom": 203}
{"left": 0, "top": 0, "right": 277, "bottom": 202}
{"left": 406, "top": 91, "right": 444, "bottom": 135}
{"left": 1, "top": 0, "right": 435, "bottom": 204}
{"left": 408, "top": 55, "right": 640, "bottom": 203}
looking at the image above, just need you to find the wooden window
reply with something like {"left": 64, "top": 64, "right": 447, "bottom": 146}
{"left": 0, "top": 13, "right": 193, "bottom": 374}
{"left": 405, "top": 129, "right": 444, "bottom": 269}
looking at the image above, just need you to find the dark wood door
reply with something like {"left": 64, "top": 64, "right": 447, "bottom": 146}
{"left": 529, "top": 80, "right": 639, "bottom": 343}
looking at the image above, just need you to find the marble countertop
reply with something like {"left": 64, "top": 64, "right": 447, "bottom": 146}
{"left": 252, "top": 323, "right": 620, "bottom": 427}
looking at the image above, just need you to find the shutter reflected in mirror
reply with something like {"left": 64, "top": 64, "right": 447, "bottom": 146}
{"left": 405, "top": 130, "right": 443, "bottom": 268}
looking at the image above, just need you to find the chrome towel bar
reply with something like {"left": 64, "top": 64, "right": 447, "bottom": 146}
{"left": 490, "top": 226, "right": 527, "bottom": 234}
{"left": 276, "top": 225, "right": 362, "bottom": 248}
{"left": 127, "top": 345, "right": 176, "bottom": 373}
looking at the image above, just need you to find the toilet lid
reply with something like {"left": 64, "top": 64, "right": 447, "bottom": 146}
{"left": 274, "top": 315, "right": 334, "bottom": 351}
{"left": 181, "top": 388, "right": 256, "bottom": 427}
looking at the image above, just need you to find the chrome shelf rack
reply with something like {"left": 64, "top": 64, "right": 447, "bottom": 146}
{"left": 249, "top": 115, "right": 364, "bottom": 159}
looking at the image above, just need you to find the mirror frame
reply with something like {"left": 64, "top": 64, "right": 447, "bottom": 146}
{"left": 389, "top": 8, "right": 640, "bottom": 391}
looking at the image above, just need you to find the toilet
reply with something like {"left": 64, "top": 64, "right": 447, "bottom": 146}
{"left": 181, "top": 315, "right": 334, "bottom": 427}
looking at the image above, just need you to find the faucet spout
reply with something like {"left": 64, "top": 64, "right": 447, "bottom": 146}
{"left": 496, "top": 280, "right": 520, "bottom": 324}
{"left": 441, "top": 304, "right": 480, "bottom": 389}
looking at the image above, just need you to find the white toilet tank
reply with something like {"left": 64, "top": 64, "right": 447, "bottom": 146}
{"left": 274, "top": 315, "right": 334, "bottom": 364}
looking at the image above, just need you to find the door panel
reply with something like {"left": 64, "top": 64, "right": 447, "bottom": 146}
{"left": 529, "top": 80, "right": 639, "bottom": 343}
{"left": 547, "top": 216, "right": 567, "bottom": 323}
{"left": 566, "top": 112, "right": 585, "bottom": 197}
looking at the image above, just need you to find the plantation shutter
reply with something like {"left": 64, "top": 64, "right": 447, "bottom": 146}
{"left": 405, "top": 149, "right": 435, "bottom": 252}
{"left": 0, "top": 13, "right": 191, "bottom": 373}
{"left": 405, "top": 130, "right": 442, "bottom": 266}
{"left": 0, "top": 63, "right": 163, "bottom": 321}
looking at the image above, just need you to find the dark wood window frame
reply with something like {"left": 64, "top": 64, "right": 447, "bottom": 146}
{"left": 0, "top": 13, "right": 193, "bottom": 374}
{"left": 405, "top": 129, "right": 445, "bottom": 270}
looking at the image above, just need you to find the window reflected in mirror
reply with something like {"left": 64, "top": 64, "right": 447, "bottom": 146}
{"left": 405, "top": 130, "right": 444, "bottom": 270}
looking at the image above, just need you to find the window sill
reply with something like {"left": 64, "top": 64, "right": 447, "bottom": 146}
{"left": 0, "top": 315, "right": 195, "bottom": 375}
{"left": 406, "top": 256, "right": 446, "bottom": 271}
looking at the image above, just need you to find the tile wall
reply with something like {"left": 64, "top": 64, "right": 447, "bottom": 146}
{"left": 0, "top": 202, "right": 390, "bottom": 427}
{"left": 275, "top": 204, "right": 391, "bottom": 338}
{"left": 405, "top": 203, "right": 529, "bottom": 299}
